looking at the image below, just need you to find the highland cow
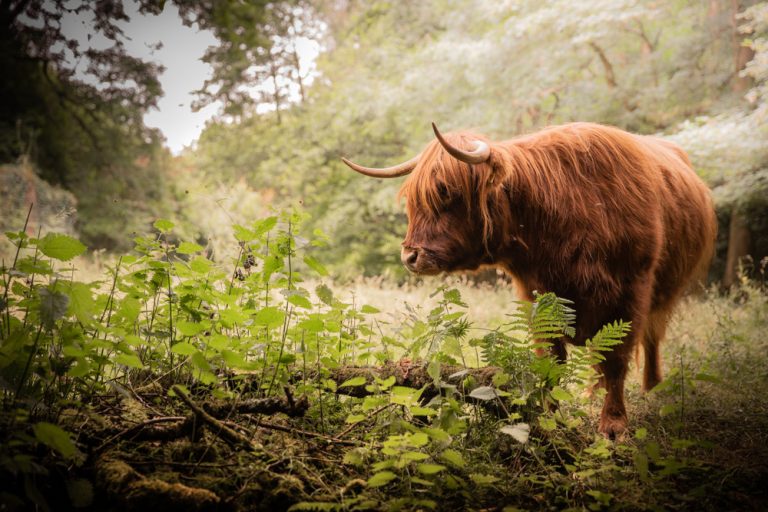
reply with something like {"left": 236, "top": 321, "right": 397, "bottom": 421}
{"left": 343, "top": 122, "right": 716, "bottom": 437}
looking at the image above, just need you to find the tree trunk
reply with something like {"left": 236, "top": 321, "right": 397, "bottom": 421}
{"left": 730, "top": 0, "right": 755, "bottom": 93}
{"left": 723, "top": 208, "right": 752, "bottom": 287}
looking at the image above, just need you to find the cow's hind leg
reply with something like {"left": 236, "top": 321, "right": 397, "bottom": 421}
{"left": 642, "top": 308, "right": 671, "bottom": 392}
{"left": 597, "top": 281, "right": 654, "bottom": 439}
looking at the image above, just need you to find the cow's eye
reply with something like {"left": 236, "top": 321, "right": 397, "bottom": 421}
{"left": 436, "top": 183, "right": 451, "bottom": 201}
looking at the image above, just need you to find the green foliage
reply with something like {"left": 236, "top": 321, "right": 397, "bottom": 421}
{"left": 189, "top": 0, "right": 768, "bottom": 278}
{"left": 2, "top": 213, "right": 766, "bottom": 510}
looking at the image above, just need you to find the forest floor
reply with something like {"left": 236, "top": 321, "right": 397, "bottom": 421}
{"left": 2, "top": 270, "right": 767, "bottom": 511}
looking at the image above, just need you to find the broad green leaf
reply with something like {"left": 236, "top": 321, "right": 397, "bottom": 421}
{"left": 400, "top": 451, "right": 430, "bottom": 462}
{"left": 219, "top": 308, "right": 246, "bottom": 327}
{"left": 410, "top": 407, "right": 438, "bottom": 417}
{"left": 176, "top": 320, "right": 206, "bottom": 337}
{"left": 342, "top": 449, "right": 364, "bottom": 466}
{"left": 422, "top": 427, "right": 451, "bottom": 443}
{"left": 361, "top": 304, "right": 380, "bottom": 314}
{"left": 177, "top": 241, "right": 204, "bottom": 254}
{"left": 37, "top": 233, "right": 86, "bottom": 261}
{"left": 339, "top": 376, "right": 368, "bottom": 388}
{"left": 492, "top": 372, "right": 511, "bottom": 387}
{"left": 153, "top": 219, "right": 175, "bottom": 232}
{"left": 67, "top": 360, "right": 92, "bottom": 377}
{"left": 539, "top": 416, "right": 557, "bottom": 431}
{"left": 233, "top": 224, "right": 257, "bottom": 242}
{"left": 288, "top": 295, "right": 312, "bottom": 309}
{"left": 303, "top": 255, "right": 328, "bottom": 276}
{"left": 253, "top": 216, "right": 278, "bottom": 236}
{"left": 262, "top": 255, "right": 282, "bottom": 282}
{"left": 221, "top": 350, "right": 248, "bottom": 368}
{"left": 253, "top": 306, "right": 285, "bottom": 328}
{"left": 440, "top": 449, "right": 466, "bottom": 468}
{"left": 345, "top": 414, "right": 366, "bottom": 423}
{"left": 208, "top": 333, "right": 229, "bottom": 350}
{"left": 66, "top": 282, "right": 96, "bottom": 324}
{"left": 17, "top": 257, "right": 52, "bottom": 275}
{"left": 190, "top": 351, "right": 213, "bottom": 372}
{"left": 408, "top": 432, "right": 429, "bottom": 447}
{"left": 550, "top": 386, "right": 574, "bottom": 402}
{"left": 33, "top": 422, "right": 77, "bottom": 459}
{"left": 114, "top": 296, "right": 140, "bottom": 324}
{"left": 315, "top": 284, "right": 334, "bottom": 306}
{"left": 190, "top": 256, "right": 212, "bottom": 274}
{"left": 298, "top": 317, "right": 324, "bottom": 332}
{"left": 367, "top": 471, "right": 397, "bottom": 487}
{"left": 114, "top": 353, "right": 144, "bottom": 369}
{"left": 390, "top": 386, "right": 421, "bottom": 406}
{"left": 362, "top": 395, "right": 387, "bottom": 411}
{"left": 470, "top": 474, "right": 500, "bottom": 485}
{"left": 416, "top": 464, "right": 446, "bottom": 475}
{"left": 171, "top": 342, "right": 198, "bottom": 356}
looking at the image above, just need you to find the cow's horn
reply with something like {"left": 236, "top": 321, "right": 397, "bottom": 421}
{"left": 432, "top": 122, "right": 490, "bottom": 164}
{"left": 341, "top": 154, "right": 420, "bottom": 178}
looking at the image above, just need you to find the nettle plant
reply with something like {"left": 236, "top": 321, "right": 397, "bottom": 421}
{"left": 0, "top": 211, "right": 381, "bottom": 452}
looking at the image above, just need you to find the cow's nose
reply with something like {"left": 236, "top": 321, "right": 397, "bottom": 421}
{"left": 401, "top": 248, "right": 419, "bottom": 269}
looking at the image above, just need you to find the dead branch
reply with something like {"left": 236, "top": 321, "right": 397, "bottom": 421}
{"left": 95, "top": 415, "right": 193, "bottom": 453}
{"left": 202, "top": 395, "right": 309, "bottom": 418}
{"left": 171, "top": 385, "right": 262, "bottom": 453}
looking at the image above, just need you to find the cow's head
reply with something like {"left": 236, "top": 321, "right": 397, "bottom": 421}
{"left": 343, "top": 124, "right": 507, "bottom": 275}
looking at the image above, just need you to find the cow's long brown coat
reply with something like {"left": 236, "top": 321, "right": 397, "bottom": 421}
{"left": 348, "top": 122, "right": 716, "bottom": 436}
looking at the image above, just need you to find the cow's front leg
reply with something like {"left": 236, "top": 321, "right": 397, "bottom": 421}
{"left": 597, "top": 346, "right": 631, "bottom": 439}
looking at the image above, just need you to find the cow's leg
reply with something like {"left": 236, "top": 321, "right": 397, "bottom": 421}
{"left": 597, "top": 346, "right": 632, "bottom": 438}
{"left": 534, "top": 338, "right": 567, "bottom": 362}
{"left": 597, "top": 279, "right": 654, "bottom": 439}
{"left": 642, "top": 308, "right": 671, "bottom": 392}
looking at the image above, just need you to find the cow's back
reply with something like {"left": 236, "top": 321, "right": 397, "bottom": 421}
{"left": 639, "top": 136, "right": 716, "bottom": 310}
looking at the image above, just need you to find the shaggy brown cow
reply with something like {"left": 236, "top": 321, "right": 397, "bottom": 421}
{"left": 342, "top": 122, "right": 716, "bottom": 437}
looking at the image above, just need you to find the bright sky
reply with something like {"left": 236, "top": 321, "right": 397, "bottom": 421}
{"left": 61, "top": 2, "right": 320, "bottom": 154}
{"left": 119, "top": 3, "right": 221, "bottom": 154}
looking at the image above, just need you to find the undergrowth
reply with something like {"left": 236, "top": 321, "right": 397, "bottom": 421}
{"left": 0, "top": 212, "right": 766, "bottom": 511}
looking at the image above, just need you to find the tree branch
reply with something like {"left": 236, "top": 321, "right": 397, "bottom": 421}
{"left": 588, "top": 42, "right": 617, "bottom": 88}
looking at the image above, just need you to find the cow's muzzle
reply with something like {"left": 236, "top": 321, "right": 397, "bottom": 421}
{"left": 400, "top": 247, "right": 441, "bottom": 275}
{"left": 401, "top": 247, "right": 420, "bottom": 271}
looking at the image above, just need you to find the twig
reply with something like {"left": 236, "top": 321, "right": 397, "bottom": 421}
{"left": 95, "top": 416, "right": 189, "bottom": 453}
{"left": 256, "top": 419, "right": 366, "bottom": 447}
{"left": 171, "top": 385, "right": 261, "bottom": 452}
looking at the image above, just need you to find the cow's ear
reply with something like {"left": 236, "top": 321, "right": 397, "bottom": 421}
{"left": 487, "top": 150, "right": 505, "bottom": 187}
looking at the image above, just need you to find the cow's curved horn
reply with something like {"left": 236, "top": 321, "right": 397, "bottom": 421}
{"left": 432, "top": 122, "right": 490, "bottom": 164}
{"left": 341, "top": 154, "right": 420, "bottom": 178}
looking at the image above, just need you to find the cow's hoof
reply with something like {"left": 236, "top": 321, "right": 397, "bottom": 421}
{"left": 598, "top": 414, "right": 627, "bottom": 441}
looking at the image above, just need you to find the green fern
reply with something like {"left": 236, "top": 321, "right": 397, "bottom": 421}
{"left": 507, "top": 292, "right": 576, "bottom": 340}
